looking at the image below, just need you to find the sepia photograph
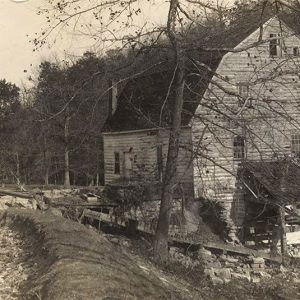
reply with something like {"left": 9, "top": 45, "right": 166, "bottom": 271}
{"left": 0, "top": 0, "right": 300, "bottom": 299}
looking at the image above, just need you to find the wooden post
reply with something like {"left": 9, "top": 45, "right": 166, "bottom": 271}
{"left": 278, "top": 206, "right": 288, "bottom": 265}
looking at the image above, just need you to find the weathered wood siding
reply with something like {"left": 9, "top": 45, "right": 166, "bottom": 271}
{"left": 192, "top": 17, "right": 300, "bottom": 227}
{"left": 103, "top": 127, "right": 194, "bottom": 199}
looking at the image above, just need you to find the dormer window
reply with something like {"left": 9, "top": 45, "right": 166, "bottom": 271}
{"left": 269, "top": 33, "right": 281, "bottom": 57}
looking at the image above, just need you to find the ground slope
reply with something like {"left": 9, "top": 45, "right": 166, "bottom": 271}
{"left": 0, "top": 209, "right": 192, "bottom": 300}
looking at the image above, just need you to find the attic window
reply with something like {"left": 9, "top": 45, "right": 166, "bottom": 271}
{"left": 269, "top": 33, "right": 281, "bottom": 57}
{"left": 291, "top": 134, "right": 300, "bottom": 157}
{"left": 238, "top": 83, "right": 249, "bottom": 98}
{"left": 233, "top": 135, "right": 245, "bottom": 160}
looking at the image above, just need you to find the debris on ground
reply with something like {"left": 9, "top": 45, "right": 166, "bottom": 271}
{"left": 0, "top": 226, "right": 38, "bottom": 299}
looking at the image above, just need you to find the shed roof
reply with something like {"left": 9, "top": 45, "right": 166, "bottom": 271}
{"left": 242, "top": 160, "right": 300, "bottom": 205}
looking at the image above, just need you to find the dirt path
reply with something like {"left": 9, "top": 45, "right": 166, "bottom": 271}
{"left": 0, "top": 226, "right": 33, "bottom": 299}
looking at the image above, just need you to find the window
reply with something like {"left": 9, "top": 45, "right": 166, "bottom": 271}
{"left": 291, "top": 134, "right": 300, "bottom": 157}
{"left": 114, "top": 152, "right": 120, "bottom": 174}
{"left": 233, "top": 135, "right": 245, "bottom": 160}
{"left": 269, "top": 33, "right": 281, "bottom": 56}
{"left": 237, "top": 82, "right": 254, "bottom": 108}
{"left": 238, "top": 84, "right": 249, "bottom": 98}
{"left": 293, "top": 47, "right": 299, "bottom": 56}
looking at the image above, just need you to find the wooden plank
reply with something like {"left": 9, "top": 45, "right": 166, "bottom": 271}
{"left": 0, "top": 189, "right": 33, "bottom": 199}
{"left": 52, "top": 202, "right": 118, "bottom": 208}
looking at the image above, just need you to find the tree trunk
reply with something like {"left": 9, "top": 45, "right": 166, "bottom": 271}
{"left": 153, "top": 22, "right": 185, "bottom": 261}
{"left": 279, "top": 206, "right": 288, "bottom": 265}
{"left": 15, "top": 152, "right": 20, "bottom": 183}
{"left": 43, "top": 134, "right": 50, "bottom": 185}
{"left": 64, "top": 109, "right": 71, "bottom": 188}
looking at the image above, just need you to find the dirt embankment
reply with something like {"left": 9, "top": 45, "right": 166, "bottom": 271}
{"left": 0, "top": 209, "right": 189, "bottom": 300}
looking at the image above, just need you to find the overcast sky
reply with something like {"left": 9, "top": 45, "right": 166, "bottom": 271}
{"left": 0, "top": 0, "right": 234, "bottom": 87}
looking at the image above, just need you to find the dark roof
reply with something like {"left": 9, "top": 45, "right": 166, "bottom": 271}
{"left": 105, "top": 51, "right": 222, "bottom": 131}
{"left": 242, "top": 160, "right": 300, "bottom": 205}
{"left": 104, "top": 9, "right": 300, "bottom": 132}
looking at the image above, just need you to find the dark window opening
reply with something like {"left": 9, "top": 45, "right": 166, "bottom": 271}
{"left": 114, "top": 152, "right": 120, "bottom": 174}
{"left": 269, "top": 34, "right": 279, "bottom": 56}
{"left": 291, "top": 134, "right": 300, "bottom": 157}
{"left": 293, "top": 47, "right": 299, "bottom": 56}
{"left": 233, "top": 135, "right": 245, "bottom": 160}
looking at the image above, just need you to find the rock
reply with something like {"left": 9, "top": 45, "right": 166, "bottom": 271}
{"left": 251, "top": 263, "right": 265, "bottom": 270}
{"left": 251, "top": 257, "right": 265, "bottom": 264}
{"left": 47, "top": 207, "right": 63, "bottom": 217}
{"left": 205, "top": 261, "right": 222, "bottom": 268}
{"left": 226, "top": 256, "right": 239, "bottom": 263}
{"left": 121, "top": 240, "right": 131, "bottom": 248}
{"left": 204, "top": 268, "right": 215, "bottom": 278}
{"left": 252, "top": 270, "right": 268, "bottom": 277}
{"left": 215, "top": 268, "right": 232, "bottom": 279}
{"left": 231, "top": 272, "right": 251, "bottom": 282}
{"left": 219, "top": 254, "right": 227, "bottom": 261}
{"left": 211, "top": 276, "right": 224, "bottom": 285}
{"left": 251, "top": 276, "right": 260, "bottom": 283}
{"left": 169, "top": 247, "right": 180, "bottom": 256}
{"left": 198, "top": 248, "right": 212, "bottom": 257}
{"left": 29, "top": 199, "right": 38, "bottom": 210}
{"left": 224, "top": 262, "right": 236, "bottom": 267}
{"left": 242, "top": 264, "right": 251, "bottom": 270}
{"left": 109, "top": 238, "right": 119, "bottom": 244}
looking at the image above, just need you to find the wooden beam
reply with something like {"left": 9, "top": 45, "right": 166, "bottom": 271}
{"left": 0, "top": 189, "right": 33, "bottom": 199}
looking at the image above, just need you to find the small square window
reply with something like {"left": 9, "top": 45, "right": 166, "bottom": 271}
{"left": 238, "top": 84, "right": 249, "bottom": 97}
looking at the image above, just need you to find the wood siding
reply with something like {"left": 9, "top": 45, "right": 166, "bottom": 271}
{"left": 103, "top": 127, "right": 194, "bottom": 199}
{"left": 192, "top": 17, "right": 300, "bottom": 227}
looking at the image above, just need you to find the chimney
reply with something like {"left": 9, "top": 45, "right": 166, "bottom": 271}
{"left": 108, "top": 79, "right": 118, "bottom": 117}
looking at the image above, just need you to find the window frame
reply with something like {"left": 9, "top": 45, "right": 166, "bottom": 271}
{"left": 269, "top": 33, "right": 282, "bottom": 57}
{"left": 291, "top": 134, "right": 300, "bottom": 157}
{"left": 233, "top": 135, "right": 246, "bottom": 160}
{"left": 293, "top": 47, "right": 299, "bottom": 57}
{"left": 237, "top": 82, "right": 254, "bottom": 108}
{"left": 114, "top": 152, "right": 120, "bottom": 174}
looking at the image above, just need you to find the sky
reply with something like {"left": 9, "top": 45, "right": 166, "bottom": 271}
{"left": 0, "top": 0, "right": 234, "bottom": 87}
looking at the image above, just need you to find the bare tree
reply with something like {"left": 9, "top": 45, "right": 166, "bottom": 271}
{"left": 30, "top": 0, "right": 300, "bottom": 262}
